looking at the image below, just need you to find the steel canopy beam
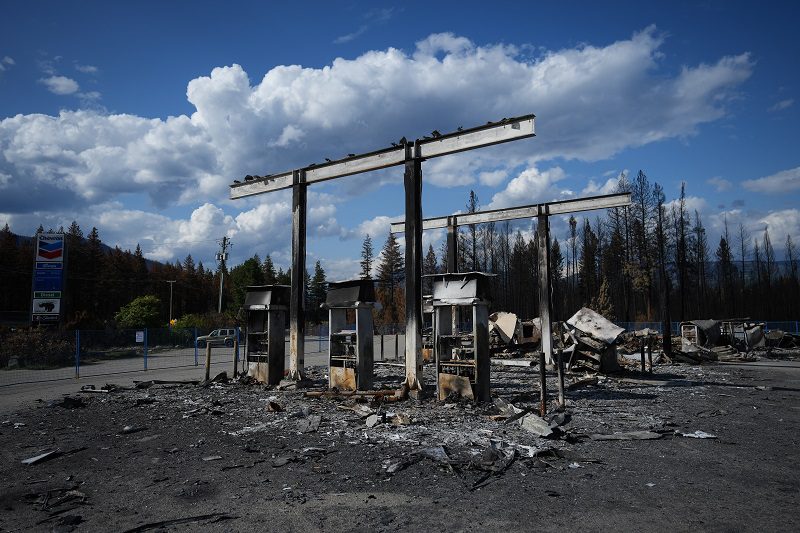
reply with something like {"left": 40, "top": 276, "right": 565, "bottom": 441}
{"left": 229, "top": 115, "right": 535, "bottom": 199}
{"left": 389, "top": 193, "right": 632, "bottom": 233}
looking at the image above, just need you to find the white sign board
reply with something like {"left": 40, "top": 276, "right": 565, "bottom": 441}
{"left": 135, "top": 331, "right": 145, "bottom": 343}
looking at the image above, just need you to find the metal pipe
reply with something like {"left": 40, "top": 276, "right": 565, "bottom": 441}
{"left": 205, "top": 343, "right": 212, "bottom": 381}
{"left": 539, "top": 351, "right": 547, "bottom": 417}
{"left": 233, "top": 336, "right": 239, "bottom": 378}
{"left": 640, "top": 338, "right": 646, "bottom": 373}
{"left": 556, "top": 348, "right": 565, "bottom": 408}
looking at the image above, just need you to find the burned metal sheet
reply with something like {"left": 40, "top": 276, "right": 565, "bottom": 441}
{"left": 437, "top": 373, "right": 474, "bottom": 401}
{"left": 566, "top": 307, "right": 625, "bottom": 345}
{"left": 330, "top": 366, "right": 357, "bottom": 391}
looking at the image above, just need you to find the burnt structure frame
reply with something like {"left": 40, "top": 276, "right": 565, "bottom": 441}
{"left": 230, "top": 115, "right": 536, "bottom": 395}
{"left": 389, "top": 192, "right": 633, "bottom": 364}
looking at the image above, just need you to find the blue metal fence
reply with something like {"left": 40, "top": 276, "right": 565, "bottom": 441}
{"left": 2, "top": 319, "right": 796, "bottom": 387}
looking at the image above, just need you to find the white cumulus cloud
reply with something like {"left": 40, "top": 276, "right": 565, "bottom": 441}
{"left": 0, "top": 27, "right": 757, "bottom": 266}
{"left": 489, "top": 166, "right": 567, "bottom": 209}
{"left": 39, "top": 75, "right": 80, "bottom": 95}
{"left": 743, "top": 166, "right": 800, "bottom": 193}
{"left": 707, "top": 176, "right": 732, "bottom": 192}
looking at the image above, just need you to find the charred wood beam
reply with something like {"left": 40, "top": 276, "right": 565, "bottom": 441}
{"left": 230, "top": 116, "right": 535, "bottom": 199}
{"left": 389, "top": 193, "right": 632, "bottom": 233}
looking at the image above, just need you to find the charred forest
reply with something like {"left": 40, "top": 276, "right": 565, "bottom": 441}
{"left": 412, "top": 171, "right": 800, "bottom": 324}
{"left": 1, "top": 170, "right": 798, "bottom": 330}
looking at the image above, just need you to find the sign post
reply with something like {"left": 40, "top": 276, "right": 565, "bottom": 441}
{"left": 31, "top": 233, "right": 65, "bottom": 325}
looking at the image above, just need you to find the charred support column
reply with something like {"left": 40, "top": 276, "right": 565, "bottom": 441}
{"left": 289, "top": 170, "right": 307, "bottom": 381}
{"left": 446, "top": 216, "right": 458, "bottom": 274}
{"left": 402, "top": 143, "right": 424, "bottom": 398}
{"left": 537, "top": 206, "right": 554, "bottom": 365}
{"left": 446, "top": 216, "right": 459, "bottom": 335}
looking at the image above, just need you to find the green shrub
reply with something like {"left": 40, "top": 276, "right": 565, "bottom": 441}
{"left": 115, "top": 295, "right": 162, "bottom": 328}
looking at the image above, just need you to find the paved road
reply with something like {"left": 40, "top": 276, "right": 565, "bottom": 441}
{"left": 0, "top": 335, "right": 406, "bottom": 414}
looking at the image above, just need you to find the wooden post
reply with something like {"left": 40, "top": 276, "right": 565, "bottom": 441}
{"left": 556, "top": 348, "right": 565, "bottom": 408}
{"left": 647, "top": 336, "right": 653, "bottom": 373}
{"left": 538, "top": 351, "right": 547, "bottom": 416}
{"left": 537, "top": 208, "right": 554, "bottom": 365}
{"left": 204, "top": 343, "right": 212, "bottom": 381}
{"left": 288, "top": 170, "right": 306, "bottom": 381}
{"left": 402, "top": 143, "right": 424, "bottom": 399}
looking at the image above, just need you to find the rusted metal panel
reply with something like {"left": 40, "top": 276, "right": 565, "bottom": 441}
{"left": 437, "top": 373, "right": 474, "bottom": 401}
{"left": 330, "top": 366, "right": 357, "bottom": 391}
{"left": 247, "top": 362, "right": 271, "bottom": 383}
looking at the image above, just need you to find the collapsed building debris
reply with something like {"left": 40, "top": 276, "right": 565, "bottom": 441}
{"left": 677, "top": 318, "right": 771, "bottom": 362}
{"left": 488, "top": 312, "right": 542, "bottom": 357}
{"left": 562, "top": 307, "right": 624, "bottom": 373}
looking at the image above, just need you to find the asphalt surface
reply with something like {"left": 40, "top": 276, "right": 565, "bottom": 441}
{"left": 0, "top": 360, "right": 798, "bottom": 532}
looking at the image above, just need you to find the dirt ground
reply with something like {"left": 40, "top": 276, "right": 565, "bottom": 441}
{"left": 1, "top": 359, "right": 798, "bottom": 532}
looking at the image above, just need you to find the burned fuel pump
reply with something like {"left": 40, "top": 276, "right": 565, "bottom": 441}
{"left": 430, "top": 272, "right": 493, "bottom": 402}
{"left": 243, "top": 285, "right": 290, "bottom": 385}
{"left": 324, "top": 279, "right": 376, "bottom": 391}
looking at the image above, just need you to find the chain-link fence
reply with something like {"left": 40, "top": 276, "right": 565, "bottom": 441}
{"left": 0, "top": 324, "right": 409, "bottom": 387}
{"left": 4, "top": 319, "right": 793, "bottom": 387}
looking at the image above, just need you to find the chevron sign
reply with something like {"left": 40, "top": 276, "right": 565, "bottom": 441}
{"left": 36, "top": 234, "right": 64, "bottom": 262}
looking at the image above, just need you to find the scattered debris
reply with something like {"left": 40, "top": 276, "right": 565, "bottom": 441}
{"left": 265, "top": 401, "right": 283, "bottom": 412}
{"left": 678, "top": 430, "right": 718, "bottom": 439}
{"left": 202, "top": 455, "right": 223, "bottom": 462}
{"left": 121, "top": 425, "right": 148, "bottom": 435}
{"left": 297, "top": 414, "right": 321, "bottom": 433}
{"left": 47, "top": 397, "right": 86, "bottom": 409}
{"left": 365, "top": 414, "right": 382, "bottom": 428}
{"left": 566, "top": 377, "right": 599, "bottom": 390}
{"left": 518, "top": 413, "right": 556, "bottom": 438}
{"left": 22, "top": 450, "right": 62, "bottom": 466}
{"left": 120, "top": 512, "right": 235, "bottom": 532}
{"left": 589, "top": 431, "right": 663, "bottom": 441}
{"left": 564, "top": 308, "right": 624, "bottom": 373}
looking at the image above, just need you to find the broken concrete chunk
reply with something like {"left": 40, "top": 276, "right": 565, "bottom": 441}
{"left": 297, "top": 414, "right": 321, "bottom": 433}
{"left": 390, "top": 413, "right": 411, "bottom": 426}
{"left": 365, "top": 414, "right": 382, "bottom": 428}
{"left": 518, "top": 413, "right": 555, "bottom": 438}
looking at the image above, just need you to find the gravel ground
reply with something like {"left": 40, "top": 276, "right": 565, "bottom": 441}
{"left": 1, "top": 360, "right": 798, "bottom": 532}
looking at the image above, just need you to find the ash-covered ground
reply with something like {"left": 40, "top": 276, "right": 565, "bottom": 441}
{"left": 1, "top": 361, "right": 798, "bottom": 532}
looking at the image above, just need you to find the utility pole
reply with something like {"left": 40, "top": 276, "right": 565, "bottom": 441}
{"left": 166, "top": 280, "right": 176, "bottom": 325}
{"left": 216, "top": 237, "right": 231, "bottom": 313}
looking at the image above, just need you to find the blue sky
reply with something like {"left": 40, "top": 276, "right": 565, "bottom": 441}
{"left": 1, "top": 0, "right": 798, "bottom": 278}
